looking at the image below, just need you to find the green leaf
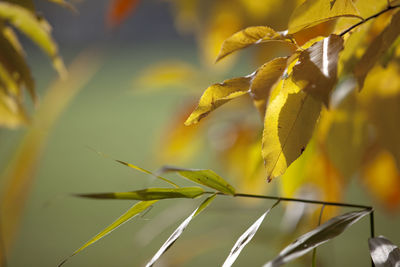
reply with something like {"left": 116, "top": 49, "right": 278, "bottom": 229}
{"left": 263, "top": 209, "right": 371, "bottom": 267}
{"left": 115, "top": 159, "right": 179, "bottom": 188}
{"left": 59, "top": 200, "right": 157, "bottom": 267}
{"left": 369, "top": 235, "right": 400, "bottom": 267}
{"left": 159, "top": 166, "right": 236, "bottom": 195}
{"left": 0, "top": 2, "right": 66, "bottom": 77}
{"left": 222, "top": 201, "right": 279, "bottom": 267}
{"left": 216, "top": 26, "right": 295, "bottom": 62}
{"left": 76, "top": 187, "right": 205, "bottom": 201}
{"left": 288, "top": 0, "right": 362, "bottom": 34}
{"left": 185, "top": 76, "right": 251, "bottom": 125}
{"left": 146, "top": 194, "right": 216, "bottom": 267}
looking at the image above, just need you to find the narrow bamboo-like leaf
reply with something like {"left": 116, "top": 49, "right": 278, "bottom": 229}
{"left": 369, "top": 235, "right": 400, "bottom": 267}
{"left": 159, "top": 166, "right": 236, "bottom": 195}
{"left": 76, "top": 187, "right": 205, "bottom": 201}
{"left": 216, "top": 26, "right": 294, "bottom": 62}
{"left": 263, "top": 209, "right": 371, "bottom": 267}
{"left": 0, "top": 2, "right": 66, "bottom": 77}
{"left": 354, "top": 11, "right": 400, "bottom": 90}
{"left": 185, "top": 76, "right": 251, "bottom": 125}
{"left": 59, "top": 200, "right": 157, "bottom": 267}
{"left": 146, "top": 194, "right": 216, "bottom": 267}
{"left": 222, "top": 201, "right": 279, "bottom": 267}
{"left": 47, "top": 0, "right": 77, "bottom": 12}
{"left": 292, "top": 34, "right": 344, "bottom": 106}
{"left": 288, "top": 0, "right": 362, "bottom": 34}
{"left": 115, "top": 159, "right": 179, "bottom": 188}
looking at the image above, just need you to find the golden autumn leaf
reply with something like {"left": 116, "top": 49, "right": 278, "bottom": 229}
{"left": 262, "top": 77, "right": 322, "bottom": 181}
{"left": 359, "top": 62, "right": 400, "bottom": 168}
{"left": 250, "top": 57, "right": 288, "bottom": 117}
{"left": 185, "top": 76, "right": 251, "bottom": 125}
{"left": 216, "top": 26, "right": 295, "bottom": 62}
{"left": 288, "top": 0, "right": 362, "bottom": 34}
{"left": 361, "top": 148, "right": 400, "bottom": 210}
{"left": 354, "top": 11, "right": 400, "bottom": 90}
{"left": 0, "top": 87, "right": 28, "bottom": 128}
{"left": 0, "top": 2, "right": 66, "bottom": 77}
{"left": 292, "top": 34, "right": 344, "bottom": 106}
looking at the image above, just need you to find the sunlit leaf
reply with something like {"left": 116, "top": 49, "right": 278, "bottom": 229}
{"left": 145, "top": 194, "right": 216, "bottom": 267}
{"left": 0, "top": 87, "right": 28, "bottom": 128}
{"left": 115, "top": 159, "right": 179, "bottom": 188}
{"left": 185, "top": 76, "right": 251, "bottom": 125}
{"left": 354, "top": 11, "right": 400, "bottom": 90}
{"left": 216, "top": 26, "right": 295, "bottom": 62}
{"left": 263, "top": 209, "right": 371, "bottom": 267}
{"left": 59, "top": 200, "right": 157, "bottom": 267}
{"left": 159, "top": 166, "right": 236, "bottom": 195}
{"left": 76, "top": 187, "right": 205, "bottom": 201}
{"left": 288, "top": 0, "right": 362, "bottom": 34}
{"left": 250, "top": 57, "right": 288, "bottom": 117}
{"left": 0, "top": 2, "right": 66, "bottom": 77}
{"left": 292, "top": 34, "right": 344, "bottom": 106}
{"left": 369, "top": 235, "right": 400, "bottom": 267}
{"left": 222, "top": 201, "right": 279, "bottom": 267}
{"left": 106, "top": 0, "right": 140, "bottom": 28}
{"left": 262, "top": 77, "right": 322, "bottom": 181}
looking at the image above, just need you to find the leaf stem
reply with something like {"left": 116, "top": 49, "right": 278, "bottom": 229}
{"left": 339, "top": 4, "right": 400, "bottom": 36}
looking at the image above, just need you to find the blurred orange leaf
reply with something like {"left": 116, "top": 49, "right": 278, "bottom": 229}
{"left": 106, "top": 0, "right": 140, "bottom": 28}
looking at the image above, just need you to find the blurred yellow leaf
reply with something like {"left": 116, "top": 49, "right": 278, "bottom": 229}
{"left": 262, "top": 77, "right": 322, "bottom": 181}
{"left": 292, "top": 34, "right": 344, "bottom": 106}
{"left": 354, "top": 11, "right": 400, "bottom": 90}
{"left": 216, "top": 26, "right": 295, "bottom": 62}
{"left": 288, "top": 0, "right": 362, "bottom": 34}
{"left": 362, "top": 149, "right": 400, "bottom": 210}
{"left": 185, "top": 76, "right": 251, "bottom": 125}
{"left": 0, "top": 87, "right": 28, "bottom": 128}
{"left": 359, "top": 62, "right": 400, "bottom": 168}
{"left": 0, "top": 2, "right": 66, "bottom": 77}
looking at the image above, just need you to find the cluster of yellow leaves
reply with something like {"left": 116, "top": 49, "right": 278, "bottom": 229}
{"left": 0, "top": 0, "right": 70, "bottom": 128}
{"left": 182, "top": 0, "right": 400, "bottom": 212}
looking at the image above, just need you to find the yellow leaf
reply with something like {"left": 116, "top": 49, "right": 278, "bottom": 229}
{"left": 0, "top": 87, "right": 28, "bottom": 128}
{"left": 362, "top": 149, "right": 400, "bottom": 210}
{"left": 292, "top": 34, "right": 344, "bottom": 106}
{"left": 359, "top": 62, "right": 400, "bottom": 167}
{"left": 0, "top": 2, "right": 66, "bottom": 77}
{"left": 216, "top": 26, "right": 295, "bottom": 62}
{"left": 354, "top": 11, "right": 400, "bottom": 90}
{"left": 185, "top": 76, "right": 251, "bottom": 125}
{"left": 262, "top": 77, "right": 322, "bottom": 181}
{"left": 288, "top": 0, "right": 362, "bottom": 34}
{"left": 250, "top": 57, "right": 288, "bottom": 117}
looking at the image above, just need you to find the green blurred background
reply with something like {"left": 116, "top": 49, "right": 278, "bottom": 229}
{"left": 0, "top": 1, "right": 399, "bottom": 266}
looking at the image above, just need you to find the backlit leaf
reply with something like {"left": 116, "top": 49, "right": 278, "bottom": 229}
{"left": 262, "top": 77, "right": 322, "bottom": 181}
{"left": 216, "top": 26, "right": 294, "bottom": 62}
{"left": 354, "top": 11, "right": 400, "bottom": 90}
{"left": 145, "top": 194, "right": 216, "bottom": 267}
{"left": 0, "top": 2, "right": 66, "bottom": 77}
{"left": 369, "top": 235, "right": 400, "bottom": 267}
{"left": 250, "top": 57, "right": 288, "bottom": 117}
{"left": 0, "top": 87, "right": 28, "bottom": 128}
{"left": 288, "top": 0, "right": 362, "bottom": 34}
{"left": 222, "top": 201, "right": 279, "bottom": 267}
{"left": 263, "top": 209, "right": 371, "bottom": 267}
{"left": 59, "top": 200, "right": 157, "bottom": 267}
{"left": 159, "top": 166, "right": 236, "bottom": 195}
{"left": 76, "top": 187, "right": 205, "bottom": 201}
{"left": 292, "top": 34, "right": 344, "bottom": 106}
{"left": 185, "top": 76, "right": 251, "bottom": 125}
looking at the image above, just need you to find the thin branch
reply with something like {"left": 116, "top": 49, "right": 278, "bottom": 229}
{"left": 340, "top": 4, "right": 400, "bottom": 36}
{"left": 208, "top": 192, "right": 372, "bottom": 210}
